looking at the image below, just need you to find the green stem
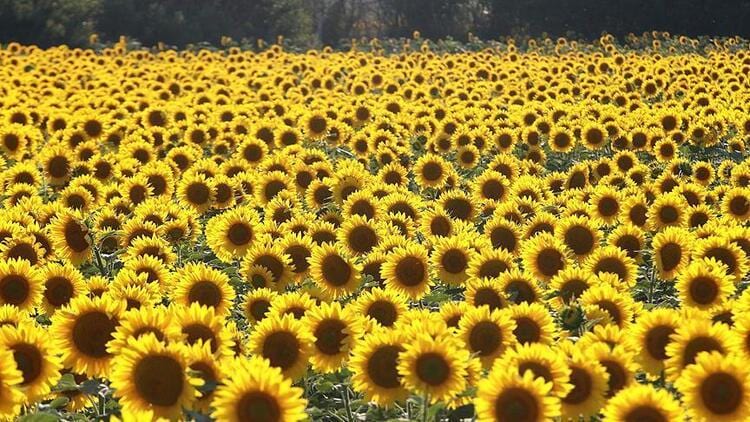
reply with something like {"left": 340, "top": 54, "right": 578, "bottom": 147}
{"left": 98, "top": 391, "right": 106, "bottom": 419}
{"left": 93, "top": 245, "right": 107, "bottom": 277}
{"left": 341, "top": 386, "right": 354, "bottom": 422}
{"left": 421, "top": 391, "right": 430, "bottom": 422}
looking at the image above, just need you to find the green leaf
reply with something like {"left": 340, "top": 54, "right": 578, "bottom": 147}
{"left": 317, "top": 381, "right": 335, "bottom": 393}
{"left": 49, "top": 396, "right": 70, "bottom": 409}
{"left": 18, "top": 412, "right": 60, "bottom": 422}
{"left": 80, "top": 379, "right": 100, "bottom": 395}
{"left": 53, "top": 373, "right": 79, "bottom": 393}
{"left": 428, "top": 401, "right": 446, "bottom": 420}
{"left": 196, "top": 379, "right": 219, "bottom": 394}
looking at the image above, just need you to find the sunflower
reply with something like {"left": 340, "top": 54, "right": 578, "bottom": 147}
{"left": 51, "top": 295, "right": 124, "bottom": 378}
{"left": 308, "top": 243, "right": 361, "bottom": 299}
{"left": 676, "top": 258, "right": 735, "bottom": 311}
{"left": 483, "top": 217, "right": 522, "bottom": 254}
{"left": 629, "top": 308, "right": 680, "bottom": 376}
{"left": 547, "top": 267, "right": 596, "bottom": 309}
{"left": 121, "top": 219, "right": 160, "bottom": 248}
{"left": 342, "top": 190, "right": 379, "bottom": 220}
{"left": 602, "top": 383, "right": 683, "bottom": 421}
{"left": 305, "top": 177, "right": 336, "bottom": 210}
{"left": 651, "top": 226, "right": 694, "bottom": 280}
{"left": 692, "top": 161, "right": 715, "bottom": 185}
{"left": 243, "top": 288, "right": 278, "bottom": 325}
{"left": 458, "top": 306, "right": 516, "bottom": 368}
{"left": 309, "top": 220, "right": 338, "bottom": 245}
{"left": 302, "top": 301, "right": 362, "bottom": 373}
{"left": 170, "top": 262, "right": 236, "bottom": 317}
{"left": 277, "top": 233, "right": 314, "bottom": 281}
{"left": 509, "top": 302, "right": 557, "bottom": 345}
{"left": 521, "top": 233, "right": 570, "bottom": 282}
{"left": 692, "top": 235, "right": 748, "bottom": 283}
{"left": 176, "top": 172, "right": 214, "bottom": 213}
{"left": 241, "top": 243, "right": 294, "bottom": 290}
{"left": 0, "top": 257, "right": 41, "bottom": 311}
{"left": 414, "top": 153, "right": 450, "bottom": 189}
{"left": 125, "top": 235, "right": 177, "bottom": 266}
{"left": 676, "top": 351, "right": 750, "bottom": 422}
{"left": 647, "top": 191, "right": 688, "bottom": 230}
{"left": 4, "top": 184, "right": 37, "bottom": 209}
{"left": 350, "top": 328, "right": 408, "bottom": 407}
{"left": 210, "top": 174, "right": 236, "bottom": 209}
{"left": 167, "top": 303, "right": 233, "bottom": 359}
{"left": 665, "top": 317, "right": 739, "bottom": 381}
{"left": 237, "top": 137, "right": 269, "bottom": 165}
{"left": 120, "top": 175, "right": 154, "bottom": 207}
{"left": 338, "top": 215, "right": 381, "bottom": 256}
{"left": 0, "top": 348, "right": 23, "bottom": 417}
{"left": 39, "top": 144, "right": 73, "bottom": 185}
{"left": 583, "top": 245, "right": 638, "bottom": 288}
{"left": 586, "top": 342, "right": 637, "bottom": 399}
{"left": 354, "top": 287, "right": 407, "bottom": 329}
{"left": 398, "top": 331, "right": 469, "bottom": 404}
{"left": 111, "top": 334, "right": 197, "bottom": 420}
{"left": 381, "top": 242, "right": 432, "bottom": 299}
{"left": 554, "top": 215, "right": 600, "bottom": 260}
{"left": 467, "top": 248, "right": 515, "bottom": 280}
{"left": 248, "top": 313, "right": 313, "bottom": 381}
{"left": 607, "top": 223, "right": 645, "bottom": 263}
{"left": 499, "top": 342, "right": 571, "bottom": 398}
{"left": 549, "top": 127, "right": 575, "bottom": 152}
{"left": 559, "top": 346, "right": 610, "bottom": 419}
{"left": 0, "top": 124, "right": 28, "bottom": 159}
{"left": 589, "top": 185, "right": 622, "bottom": 225}
{"left": 438, "top": 301, "right": 469, "bottom": 330}
{"left": 48, "top": 212, "right": 92, "bottom": 265}
{"left": 85, "top": 275, "right": 110, "bottom": 297}
{"left": 205, "top": 206, "right": 259, "bottom": 263}
{"left": 108, "top": 305, "right": 172, "bottom": 354}
{"left": 0, "top": 324, "right": 62, "bottom": 404}
{"left": 267, "top": 291, "right": 317, "bottom": 320}
{"left": 475, "top": 368, "right": 560, "bottom": 422}
{"left": 122, "top": 254, "right": 171, "bottom": 289}
{"left": 621, "top": 195, "right": 649, "bottom": 227}
{"left": 734, "top": 311, "right": 750, "bottom": 359}
{"left": 211, "top": 356, "right": 307, "bottom": 422}
{"left": 430, "top": 235, "right": 474, "bottom": 285}
{"left": 38, "top": 261, "right": 85, "bottom": 315}
{"left": 580, "top": 282, "right": 636, "bottom": 329}
{"left": 523, "top": 211, "right": 557, "bottom": 239}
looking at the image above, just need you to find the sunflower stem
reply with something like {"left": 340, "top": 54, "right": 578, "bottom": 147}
{"left": 98, "top": 391, "right": 106, "bottom": 418}
{"left": 93, "top": 245, "right": 107, "bottom": 277}
{"left": 421, "top": 391, "right": 430, "bottom": 422}
{"left": 341, "top": 385, "right": 355, "bottom": 422}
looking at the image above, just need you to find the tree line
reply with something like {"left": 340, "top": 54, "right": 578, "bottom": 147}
{"left": 2, "top": 0, "right": 750, "bottom": 48}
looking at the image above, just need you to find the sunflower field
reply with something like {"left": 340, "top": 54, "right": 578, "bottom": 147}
{"left": 2, "top": 33, "right": 750, "bottom": 421}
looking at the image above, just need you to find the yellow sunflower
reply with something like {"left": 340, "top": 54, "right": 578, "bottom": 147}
{"left": 248, "top": 313, "right": 313, "bottom": 381}
{"left": 111, "top": 334, "right": 197, "bottom": 420}
{"left": 475, "top": 368, "right": 560, "bottom": 422}
{"left": 170, "top": 262, "right": 236, "bottom": 317}
{"left": 350, "top": 328, "right": 409, "bottom": 407}
{"left": 302, "top": 301, "right": 362, "bottom": 373}
{"left": 676, "top": 351, "right": 750, "bottom": 422}
{"left": 602, "top": 383, "right": 683, "bottom": 421}
{"left": 308, "top": 243, "right": 361, "bottom": 299}
{"left": 0, "top": 324, "right": 62, "bottom": 404}
{"left": 211, "top": 356, "right": 307, "bottom": 422}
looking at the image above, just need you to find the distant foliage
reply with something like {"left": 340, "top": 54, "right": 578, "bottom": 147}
{"left": 97, "top": 0, "right": 312, "bottom": 47}
{"left": 0, "top": 0, "right": 100, "bottom": 46}
{"left": 1, "top": 0, "right": 750, "bottom": 47}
